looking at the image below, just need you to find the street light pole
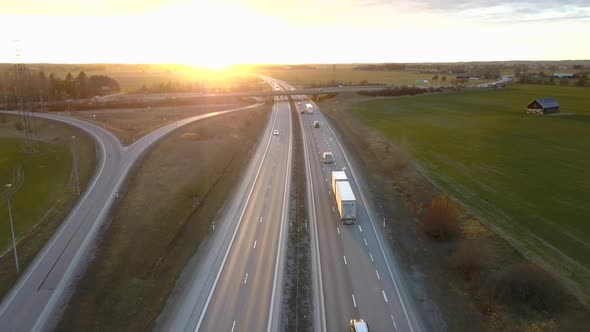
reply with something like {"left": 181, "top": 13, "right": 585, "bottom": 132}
{"left": 5, "top": 183, "right": 19, "bottom": 273}
{"left": 71, "top": 136, "right": 80, "bottom": 196}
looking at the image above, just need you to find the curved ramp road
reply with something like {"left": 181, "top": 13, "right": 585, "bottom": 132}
{"left": 274, "top": 78, "right": 424, "bottom": 332}
{"left": 157, "top": 90, "right": 292, "bottom": 332}
{"left": 0, "top": 102, "right": 262, "bottom": 332}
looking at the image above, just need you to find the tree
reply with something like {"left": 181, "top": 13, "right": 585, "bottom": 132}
{"left": 441, "top": 76, "right": 447, "bottom": 82}
{"left": 432, "top": 75, "right": 439, "bottom": 81}
{"left": 64, "top": 72, "right": 74, "bottom": 98}
{"left": 75, "top": 71, "right": 89, "bottom": 98}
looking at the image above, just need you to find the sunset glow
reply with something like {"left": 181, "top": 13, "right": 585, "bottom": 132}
{"left": 0, "top": 0, "right": 588, "bottom": 65}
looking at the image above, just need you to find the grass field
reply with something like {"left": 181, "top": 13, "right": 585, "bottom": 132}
{"left": 0, "top": 115, "right": 95, "bottom": 297}
{"left": 252, "top": 65, "right": 496, "bottom": 87}
{"left": 72, "top": 101, "right": 251, "bottom": 145}
{"left": 344, "top": 84, "right": 590, "bottom": 296}
{"left": 58, "top": 103, "right": 271, "bottom": 331}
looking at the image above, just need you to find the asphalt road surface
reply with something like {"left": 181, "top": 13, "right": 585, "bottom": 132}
{"left": 157, "top": 90, "right": 292, "bottom": 332}
{"left": 277, "top": 79, "right": 424, "bottom": 332}
{"left": 0, "top": 102, "right": 262, "bottom": 331}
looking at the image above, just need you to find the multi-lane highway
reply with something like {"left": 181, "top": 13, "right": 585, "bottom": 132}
{"left": 157, "top": 91, "right": 292, "bottom": 332}
{"left": 276, "top": 79, "right": 422, "bottom": 331}
{"left": 0, "top": 102, "right": 262, "bottom": 331}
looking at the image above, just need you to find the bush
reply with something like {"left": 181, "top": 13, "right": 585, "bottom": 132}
{"left": 421, "top": 194, "right": 460, "bottom": 240}
{"left": 491, "top": 263, "right": 564, "bottom": 314}
{"left": 451, "top": 239, "right": 489, "bottom": 281}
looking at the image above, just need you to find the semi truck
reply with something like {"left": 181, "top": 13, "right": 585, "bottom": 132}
{"left": 305, "top": 103, "right": 314, "bottom": 113}
{"left": 331, "top": 171, "right": 356, "bottom": 224}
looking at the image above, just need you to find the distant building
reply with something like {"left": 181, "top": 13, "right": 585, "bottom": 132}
{"left": 552, "top": 73, "right": 575, "bottom": 78}
{"left": 526, "top": 97, "right": 560, "bottom": 115}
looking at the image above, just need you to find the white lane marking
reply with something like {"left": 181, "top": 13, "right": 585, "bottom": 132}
{"left": 268, "top": 184, "right": 270, "bottom": 190}
{"left": 391, "top": 315, "right": 398, "bottom": 330}
{"left": 264, "top": 196, "right": 267, "bottom": 204}
{"left": 369, "top": 252, "right": 374, "bottom": 262}
{"left": 259, "top": 216, "right": 263, "bottom": 223}
{"left": 337, "top": 227, "right": 340, "bottom": 235}
{"left": 253, "top": 240, "right": 257, "bottom": 249}
{"left": 324, "top": 114, "right": 416, "bottom": 332}
{"left": 231, "top": 320, "right": 236, "bottom": 332}
{"left": 358, "top": 225, "right": 363, "bottom": 232}
{"left": 325, "top": 178, "right": 327, "bottom": 182}
{"left": 332, "top": 206, "right": 335, "bottom": 213}
{"left": 343, "top": 256, "right": 347, "bottom": 265}
{"left": 376, "top": 270, "right": 381, "bottom": 280}
{"left": 194, "top": 100, "right": 279, "bottom": 332}
{"left": 383, "top": 290, "right": 389, "bottom": 303}
{"left": 364, "top": 238, "right": 368, "bottom": 246}
{"left": 352, "top": 294, "right": 357, "bottom": 308}
{"left": 244, "top": 273, "right": 248, "bottom": 284}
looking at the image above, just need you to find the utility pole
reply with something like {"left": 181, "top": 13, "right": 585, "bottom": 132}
{"left": 71, "top": 136, "right": 80, "bottom": 196}
{"left": 5, "top": 184, "right": 20, "bottom": 273}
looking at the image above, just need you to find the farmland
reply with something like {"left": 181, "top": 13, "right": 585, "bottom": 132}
{"left": 251, "top": 64, "right": 498, "bottom": 87}
{"left": 337, "top": 84, "right": 590, "bottom": 296}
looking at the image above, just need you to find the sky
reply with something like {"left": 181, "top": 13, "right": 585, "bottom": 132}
{"left": 0, "top": 0, "right": 589, "bottom": 66}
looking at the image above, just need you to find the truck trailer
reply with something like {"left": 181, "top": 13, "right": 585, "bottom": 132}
{"left": 332, "top": 171, "right": 347, "bottom": 193}
{"left": 334, "top": 180, "right": 356, "bottom": 224}
{"left": 305, "top": 103, "right": 314, "bottom": 113}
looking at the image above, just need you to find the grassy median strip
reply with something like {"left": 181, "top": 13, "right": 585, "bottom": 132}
{"left": 280, "top": 97, "right": 312, "bottom": 331}
{"left": 0, "top": 114, "right": 96, "bottom": 298}
{"left": 58, "top": 103, "right": 271, "bottom": 331}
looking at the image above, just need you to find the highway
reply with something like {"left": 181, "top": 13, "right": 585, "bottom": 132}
{"left": 157, "top": 91, "right": 292, "bottom": 332}
{"left": 276, "top": 79, "right": 423, "bottom": 331}
{"left": 0, "top": 102, "right": 263, "bottom": 331}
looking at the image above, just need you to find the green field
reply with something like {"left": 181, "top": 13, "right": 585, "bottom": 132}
{"left": 0, "top": 116, "right": 95, "bottom": 295}
{"left": 346, "top": 84, "right": 590, "bottom": 294}
{"left": 252, "top": 65, "right": 496, "bottom": 87}
{"left": 0, "top": 138, "right": 70, "bottom": 252}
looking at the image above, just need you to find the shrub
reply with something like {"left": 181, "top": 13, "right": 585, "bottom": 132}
{"left": 491, "top": 263, "right": 564, "bottom": 314}
{"left": 451, "top": 239, "right": 489, "bottom": 281}
{"left": 421, "top": 194, "right": 460, "bottom": 240}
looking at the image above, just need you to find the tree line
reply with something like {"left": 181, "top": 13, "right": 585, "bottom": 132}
{"left": 0, "top": 65, "right": 120, "bottom": 105}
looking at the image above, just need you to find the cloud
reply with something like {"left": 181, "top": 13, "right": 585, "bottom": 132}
{"left": 355, "top": 0, "right": 590, "bottom": 22}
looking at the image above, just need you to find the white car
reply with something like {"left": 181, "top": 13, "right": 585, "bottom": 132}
{"left": 273, "top": 129, "right": 279, "bottom": 136}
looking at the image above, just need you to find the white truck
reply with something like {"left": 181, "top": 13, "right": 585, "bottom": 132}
{"left": 305, "top": 103, "right": 314, "bottom": 114}
{"left": 332, "top": 171, "right": 356, "bottom": 224}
